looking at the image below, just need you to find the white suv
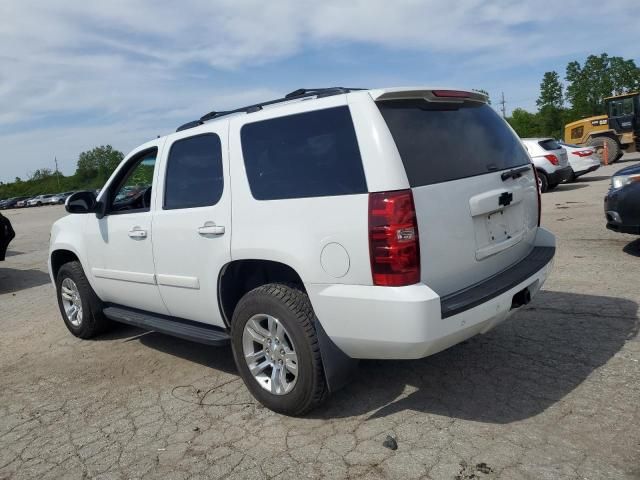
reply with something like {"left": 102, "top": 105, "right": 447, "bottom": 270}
{"left": 521, "top": 138, "right": 573, "bottom": 192}
{"left": 49, "top": 87, "right": 555, "bottom": 415}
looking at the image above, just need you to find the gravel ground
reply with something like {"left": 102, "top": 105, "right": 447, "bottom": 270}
{"left": 1, "top": 156, "right": 639, "bottom": 480}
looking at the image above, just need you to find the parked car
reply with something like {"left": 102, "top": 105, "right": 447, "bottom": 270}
{"left": 26, "top": 194, "right": 55, "bottom": 207}
{"left": 2, "top": 196, "right": 30, "bottom": 209}
{"left": 558, "top": 141, "right": 600, "bottom": 180}
{"left": 0, "top": 212, "right": 15, "bottom": 261}
{"left": 49, "top": 87, "right": 556, "bottom": 415}
{"left": 16, "top": 197, "right": 31, "bottom": 208}
{"left": 605, "top": 163, "right": 640, "bottom": 235}
{"left": 521, "top": 138, "right": 573, "bottom": 192}
{"left": 47, "top": 191, "right": 75, "bottom": 205}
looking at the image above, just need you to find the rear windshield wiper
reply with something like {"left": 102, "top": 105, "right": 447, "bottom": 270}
{"left": 501, "top": 165, "right": 532, "bottom": 181}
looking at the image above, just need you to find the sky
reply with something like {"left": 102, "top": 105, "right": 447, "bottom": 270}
{"left": 0, "top": 0, "right": 638, "bottom": 183}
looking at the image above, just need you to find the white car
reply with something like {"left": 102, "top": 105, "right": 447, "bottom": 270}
{"left": 26, "top": 194, "right": 55, "bottom": 207}
{"left": 521, "top": 138, "right": 573, "bottom": 192}
{"left": 559, "top": 141, "right": 600, "bottom": 180}
{"left": 49, "top": 87, "right": 555, "bottom": 415}
{"left": 47, "top": 191, "right": 75, "bottom": 205}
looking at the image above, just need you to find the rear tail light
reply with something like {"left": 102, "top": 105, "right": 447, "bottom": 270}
{"left": 544, "top": 154, "right": 559, "bottom": 165}
{"left": 531, "top": 165, "right": 541, "bottom": 226}
{"left": 572, "top": 150, "right": 593, "bottom": 157}
{"left": 368, "top": 189, "right": 420, "bottom": 286}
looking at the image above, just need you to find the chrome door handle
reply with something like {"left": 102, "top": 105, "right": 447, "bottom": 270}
{"left": 198, "top": 222, "right": 225, "bottom": 236}
{"left": 128, "top": 227, "right": 147, "bottom": 239}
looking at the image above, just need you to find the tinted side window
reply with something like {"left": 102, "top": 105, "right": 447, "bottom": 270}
{"left": 164, "top": 134, "right": 223, "bottom": 210}
{"left": 240, "top": 106, "right": 367, "bottom": 200}
{"left": 377, "top": 101, "right": 530, "bottom": 187}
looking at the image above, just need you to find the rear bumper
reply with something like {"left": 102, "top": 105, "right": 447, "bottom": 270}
{"left": 309, "top": 227, "right": 555, "bottom": 360}
{"left": 547, "top": 166, "right": 574, "bottom": 184}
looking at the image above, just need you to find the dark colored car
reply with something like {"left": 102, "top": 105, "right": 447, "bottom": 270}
{"left": 605, "top": 163, "right": 640, "bottom": 234}
{"left": 0, "top": 212, "right": 15, "bottom": 261}
{"left": 1, "top": 196, "right": 30, "bottom": 210}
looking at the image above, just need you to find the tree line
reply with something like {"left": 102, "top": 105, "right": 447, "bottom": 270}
{"left": 0, "top": 145, "right": 124, "bottom": 199}
{"left": 506, "top": 53, "right": 640, "bottom": 139}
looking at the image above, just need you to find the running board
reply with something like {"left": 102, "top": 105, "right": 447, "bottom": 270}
{"left": 103, "top": 305, "right": 230, "bottom": 346}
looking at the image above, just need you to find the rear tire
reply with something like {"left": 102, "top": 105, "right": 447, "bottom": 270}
{"left": 230, "top": 283, "right": 328, "bottom": 416}
{"left": 56, "top": 261, "right": 110, "bottom": 339}
{"left": 537, "top": 170, "right": 549, "bottom": 193}
{"left": 587, "top": 136, "right": 620, "bottom": 164}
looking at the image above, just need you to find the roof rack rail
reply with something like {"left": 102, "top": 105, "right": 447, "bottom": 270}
{"left": 176, "top": 87, "right": 365, "bottom": 132}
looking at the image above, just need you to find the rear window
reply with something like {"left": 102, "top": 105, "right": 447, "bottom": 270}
{"left": 240, "top": 106, "right": 367, "bottom": 200}
{"left": 538, "top": 139, "right": 562, "bottom": 151}
{"left": 377, "top": 100, "right": 530, "bottom": 187}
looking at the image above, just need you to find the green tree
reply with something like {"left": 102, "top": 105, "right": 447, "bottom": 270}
{"left": 537, "top": 71, "right": 563, "bottom": 109}
{"left": 507, "top": 108, "right": 541, "bottom": 138}
{"left": 76, "top": 145, "right": 124, "bottom": 182}
{"left": 29, "top": 168, "right": 54, "bottom": 181}
{"left": 565, "top": 53, "right": 640, "bottom": 118}
{"left": 536, "top": 71, "right": 565, "bottom": 138}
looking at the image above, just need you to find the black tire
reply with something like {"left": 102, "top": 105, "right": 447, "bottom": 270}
{"left": 231, "top": 283, "right": 327, "bottom": 416}
{"left": 537, "top": 170, "right": 549, "bottom": 193}
{"left": 547, "top": 182, "right": 559, "bottom": 190}
{"left": 36, "top": 202, "right": 42, "bottom": 207}
{"left": 587, "top": 136, "right": 620, "bottom": 164}
{"left": 55, "top": 261, "right": 110, "bottom": 339}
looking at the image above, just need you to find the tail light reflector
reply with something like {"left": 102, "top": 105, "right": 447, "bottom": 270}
{"left": 544, "top": 154, "right": 559, "bottom": 166}
{"left": 368, "top": 189, "right": 420, "bottom": 286}
{"left": 572, "top": 150, "right": 594, "bottom": 157}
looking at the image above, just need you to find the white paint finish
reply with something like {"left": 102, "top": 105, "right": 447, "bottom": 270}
{"left": 411, "top": 169, "right": 538, "bottom": 297}
{"left": 156, "top": 274, "right": 200, "bottom": 289}
{"left": 84, "top": 210, "right": 169, "bottom": 315}
{"left": 92, "top": 268, "right": 156, "bottom": 285}
{"left": 83, "top": 139, "right": 169, "bottom": 315}
{"left": 320, "top": 242, "right": 350, "bottom": 278}
{"left": 308, "top": 228, "right": 554, "bottom": 359}
{"left": 228, "top": 97, "right": 373, "bottom": 286}
{"left": 347, "top": 91, "right": 409, "bottom": 192}
{"left": 150, "top": 122, "right": 232, "bottom": 326}
{"left": 522, "top": 138, "right": 569, "bottom": 175}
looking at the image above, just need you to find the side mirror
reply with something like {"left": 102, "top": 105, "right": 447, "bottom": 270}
{"left": 65, "top": 191, "right": 97, "bottom": 214}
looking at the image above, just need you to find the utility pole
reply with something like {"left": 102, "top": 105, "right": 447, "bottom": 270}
{"left": 499, "top": 92, "right": 506, "bottom": 118}
{"left": 54, "top": 156, "right": 61, "bottom": 189}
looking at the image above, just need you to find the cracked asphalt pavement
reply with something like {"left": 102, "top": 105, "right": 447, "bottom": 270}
{"left": 1, "top": 157, "right": 639, "bottom": 479}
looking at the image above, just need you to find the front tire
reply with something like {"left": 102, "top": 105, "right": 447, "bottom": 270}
{"left": 231, "top": 283, "right": 327, "bottom": 416}
{"left": 56, "top": 261, "right": 110, "bottom": 338}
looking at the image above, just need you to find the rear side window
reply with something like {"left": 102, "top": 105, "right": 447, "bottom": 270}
{"left": 164, "top": 134, "right": 224, "bottom": 210}
{"left": 538, "top": 139, "right": 562, "bottom": 151}
{"left": 240, "top": 106, "right": 367, "bottom": 200}
{"left": 377, "top": 100, "right": 530, "bottom": 187}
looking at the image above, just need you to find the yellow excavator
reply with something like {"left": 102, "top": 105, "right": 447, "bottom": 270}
{"left": 564, "top": 92, "right": 639, "bottom": 164}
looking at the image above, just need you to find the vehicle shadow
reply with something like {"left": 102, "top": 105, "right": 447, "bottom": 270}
{"left": 623, "top": 238, "right": 640, "bottom": 257}
{"left": 100, "top": 324, "right": 238, "bottom": 375}
{"left": 4, "top": 250, "right": 24, "bottom": 257}
{"left": 311, "top": 290, "right": 638, "bottom": 423}
{"left": 0, "top": 267, "right": 51, "bottom": 294}
{"left": 575, "top": 175, "right": 610, "bottom": 183}
{"left": 98, "top": 290, "right": 638, "bottom": 423}
{"left": 553, "top": 184, "right": 588, "bottom": 192}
